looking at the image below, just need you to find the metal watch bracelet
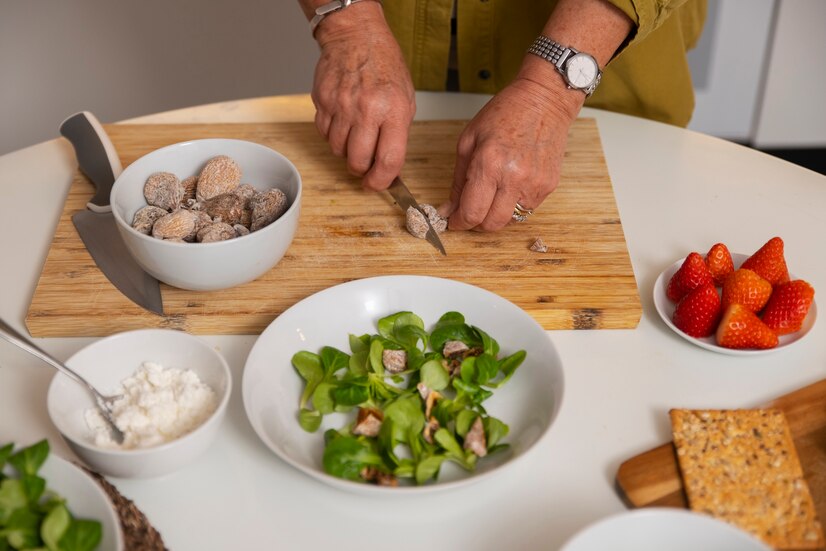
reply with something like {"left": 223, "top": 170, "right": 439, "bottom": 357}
{"left": 527, "top": 35, "right": 602, "bottom": 98}
{"left": 310, "top": 0, "right": 381, "bottom": 37}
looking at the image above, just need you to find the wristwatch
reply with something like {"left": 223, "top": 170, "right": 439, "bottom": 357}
{"left": 310, "top": 0, "right": 380, "bottom": 37}
{"left": 527, "top": 35, "right": 602, "bottom": 97}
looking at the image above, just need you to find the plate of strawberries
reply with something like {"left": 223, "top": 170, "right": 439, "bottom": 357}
{"left": 654, "top": 237, "right": 817, "bottom": 355}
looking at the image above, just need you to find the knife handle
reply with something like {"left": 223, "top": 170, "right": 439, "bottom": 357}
{"left": 59, "top": 111, "right": 123, "bottom": 213}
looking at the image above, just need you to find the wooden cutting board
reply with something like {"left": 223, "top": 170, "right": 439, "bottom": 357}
{"left": 26, "top": 119, "right": 641, "bottom": 337}
{"left": 616, "top": 377, "right": 826, "bottom": 549}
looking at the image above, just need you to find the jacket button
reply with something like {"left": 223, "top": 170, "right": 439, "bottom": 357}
{"left": 478, "top": 69, "right": 491, "bottom": 80}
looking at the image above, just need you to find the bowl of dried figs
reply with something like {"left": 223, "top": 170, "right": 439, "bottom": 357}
{"left": 110, "top": 138, "right": 301, "bottom": 291}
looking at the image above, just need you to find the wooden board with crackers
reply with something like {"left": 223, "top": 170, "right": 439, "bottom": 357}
{"left": 616, "top": 378, "right": 826, "bottom": 550}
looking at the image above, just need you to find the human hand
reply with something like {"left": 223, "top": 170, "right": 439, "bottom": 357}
{"left": 442, "top": 75, "right": 581, "bottom": 231}
{"left": 311, "top": 5, "right": 415, "bottom": 191}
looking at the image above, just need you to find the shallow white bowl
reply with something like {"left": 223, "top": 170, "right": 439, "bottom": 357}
{"left": 2, "top": 451, "right": 124, "bottom": 550}
{"left": 242, "top": 275, "right": 564, "bottom": 494}
{"left": 560, "top": 509, "right": 772, "bottom": 551}
{"left": 47, "top": 329, "right": 231, "bottom": 478}
{"left": 654, "top": 253, "right": 817, "bottom": 355}
{"left": 110, "top": 138, "right": 301, "bottom": 291}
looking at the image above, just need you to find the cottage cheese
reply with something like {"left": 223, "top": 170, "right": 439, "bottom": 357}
{"left": 86, "top": 361, "right": 217, "bottom": 449}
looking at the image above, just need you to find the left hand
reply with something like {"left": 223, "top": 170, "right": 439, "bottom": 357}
{"left": 442, "top": 76, "right": 581, "bottom": 231}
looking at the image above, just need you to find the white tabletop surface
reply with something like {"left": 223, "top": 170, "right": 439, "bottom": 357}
{"left": 1, "top": 93, "right": 824, "bottom": 550}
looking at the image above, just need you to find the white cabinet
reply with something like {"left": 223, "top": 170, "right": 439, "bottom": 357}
{"left": 688, "top": 0, "right": 826, "bottom": 148}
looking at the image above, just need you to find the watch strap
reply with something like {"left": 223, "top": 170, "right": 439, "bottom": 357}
{"left": 310, "top": 0, "right": 380, "bottom": 37}
{"left": 527, "top": 35, "right": 602, "bottom": 97}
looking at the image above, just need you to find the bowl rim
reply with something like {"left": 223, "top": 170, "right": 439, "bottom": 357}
{"left": 110, "top": 138, "right": 302, "bottom": 247}
{"left": 47, "top": 328, "right": 233, "bottom": 456}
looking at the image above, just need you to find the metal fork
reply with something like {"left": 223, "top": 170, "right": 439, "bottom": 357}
{"left": 0, "top": 318, "right": 125, "bottom": 445}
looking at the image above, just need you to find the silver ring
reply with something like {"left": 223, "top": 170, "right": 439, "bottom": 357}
{"left": 512, "top": 202, "right": 534, "bottom": 222}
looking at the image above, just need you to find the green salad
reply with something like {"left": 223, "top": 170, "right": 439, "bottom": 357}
{"left": 292, "top": 311, "right": 526, "bottom": 486}
{"left": 0, "top": 440, "right": 102, "bottom": 551}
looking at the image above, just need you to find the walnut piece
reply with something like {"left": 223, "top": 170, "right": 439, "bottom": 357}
{"left": 152, "top": 209, "right": 199, "bottom": 241}
{"left": 405, "top": 204, "right": 447, "bottom": 239}
{"left": 249, "top": 188, "right": 288, "bottom": 231}
{"left": 196, "top": 222, "right": 236, "bottom": 243}
{"left": 203, "top": 193, "right": 245, "bottom": 226}
{"left": 233, "top": 224, "right": 250, "bottom": 237}
{"left": 196, "top": 155, "right": 241, "bottom": 201}
{"left": 144, "top": 172, "right": 184, "bottom": 211}
{"left": 131, "top": 205, "right": 168, "bottom": 235}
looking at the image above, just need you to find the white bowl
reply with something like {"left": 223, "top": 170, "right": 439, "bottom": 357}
{"left": 560, "top": 509, "right": 772, "bottom": 551}
{"left": 2, "top": 450, "right": 124, "bottom": 550}
{"left": 110, "top": 138, "right": 301, "bottom": 291}
{"left": 242, "top": 275, "right": 564, "bottom": 494}
{"left": 47, "top": 329, "right": 231, "bottom": 478}
{"left": 654, "top": 253, "right": 817, "bottom": 355}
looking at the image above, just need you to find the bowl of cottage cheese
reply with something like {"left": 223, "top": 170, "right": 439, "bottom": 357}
{"left": 47, "top": 329, "right": 231, "bottom": 478}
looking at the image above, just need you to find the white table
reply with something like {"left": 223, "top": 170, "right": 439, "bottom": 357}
{"left": 2, "top": 93, "right": 825, "bottom": 550}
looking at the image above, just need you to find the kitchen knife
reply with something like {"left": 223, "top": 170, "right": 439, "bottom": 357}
{"left": 387, "top": 177, "right": 447, "bottom": 256}
{"left": 61, "top": 111, "right": 164, "bottom": 316}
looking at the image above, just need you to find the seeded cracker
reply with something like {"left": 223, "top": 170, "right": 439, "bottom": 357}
{"left": 670, "top": 408, "right": 824, "bottom": 549}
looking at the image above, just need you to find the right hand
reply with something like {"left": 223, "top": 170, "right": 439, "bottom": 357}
{"left": 312, "top": 3, "right": 416, "bottom": 191}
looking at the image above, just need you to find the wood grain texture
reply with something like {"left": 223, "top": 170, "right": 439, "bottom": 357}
{"left": 616, "top": 378, "right": 826, "bottom": 549}
{"left": 26, "top": 119, "right": 641, "bottom": 337}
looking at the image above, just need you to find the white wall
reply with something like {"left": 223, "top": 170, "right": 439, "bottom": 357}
{"left": 0, "top": 0, "right": 318, "bottom": 155}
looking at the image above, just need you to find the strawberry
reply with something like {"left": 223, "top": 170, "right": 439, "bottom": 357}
{"left": 741, "top": 237, "right": 790, "bottom": 286}
{"left": 721, "top": 268, "right": 773, "bottom": 313}
{"left": 672, "top": 283, "right": 722, "bottom": 338}
{"left": 705, "top": 243, "right": 734, "bottom": 286}
{"left": 716, "top": 303, "right": 779, "bottom": 350}
{"left": 666, "top": 252, "right": 714, "bottom": 303}
{"left": 762, "top": 280, "right": 815, "bottom": 335}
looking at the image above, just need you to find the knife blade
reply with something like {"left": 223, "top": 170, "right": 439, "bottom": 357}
{"left": 387, "top": 177, "right": 447, "bottom": 256}
{"left": 60, "top": 111, "right": 164, "bottom": 316}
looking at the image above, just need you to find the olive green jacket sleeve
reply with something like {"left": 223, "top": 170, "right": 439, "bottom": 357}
{"left": 383, "top": 0, "right": 707, "bottom": 127}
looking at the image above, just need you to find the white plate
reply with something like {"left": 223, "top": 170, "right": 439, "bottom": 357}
{"left": 654, "top": 253, "right": 817, "bottom": 355}
{"left": 242, "top": 275, "right": 564, "bottom": 494}
{"left": 560, "top": 509, "right": 772, "bottom": 551}
{"left": 3, "top": 450, "right": 124, "bottom": 550}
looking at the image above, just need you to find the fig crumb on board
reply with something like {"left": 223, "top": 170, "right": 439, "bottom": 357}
{"left": 405, "top": 204, "right": 447, "bottom": 239}
{"left": 530, "top": 237, "right": 549, "bottom": 253}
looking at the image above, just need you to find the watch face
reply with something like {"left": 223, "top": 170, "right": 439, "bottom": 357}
{"left": 566, "top": 53, "right": 598, "bottom": 89}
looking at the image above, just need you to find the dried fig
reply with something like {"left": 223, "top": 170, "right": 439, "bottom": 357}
{"left": 131, "top": 205, "right": 168, "bottom": 235}
{"left": 203, "top": 193, "right": 245, "bottom": 225}
{"left": 196, "top": 222, "right": 236, "bottom": 243}
{"left": 196, "top": 155, "right": 241, "bottom": 201}
{"left": 144, "top": 172, "right": 184, "bottom": 211}
{"left": 249, "top": 188, "right": 288, "bottom": 232}
{"left": 405, "top": 204, "right": 446, "bottom": 239}
{"left": 152, "top": 209, "right": 199, "bottom": 241}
